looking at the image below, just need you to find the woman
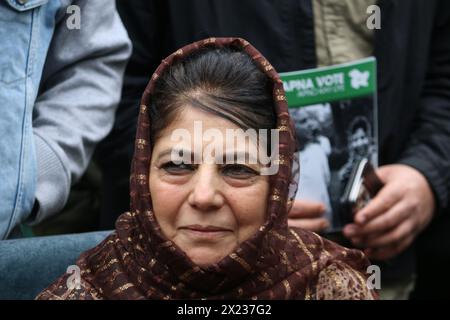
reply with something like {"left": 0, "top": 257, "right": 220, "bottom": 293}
{"left": 37, "top": 38, "right": 377, "bottom": 300}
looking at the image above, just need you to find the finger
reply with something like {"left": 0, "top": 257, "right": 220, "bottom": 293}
{"left": 344, "top": 200, "right": 409, "bottom": 237}
{"left": 347, "top": 236, "right": 368, "bottom": 249}
{"left": 343, "top": 223, "right": 361, "bottom": 239}
{"left": 288, "top": 218, "right": 329, "bottom": 232}
{"left": 289, "top": 200, "right": 326, "bottom": 219}
{"left": 347, "top": 228, "right": 387, "bottom": 247}
{"left": 364, "top": 234, "right": 414, "bottom": 261}
{"left": 349, "top": 226, "right": 397, "bottom": 247}
{"left": 363, "top": 220, "right": 415, "bottom": 248}
{"left": 353, "top": 182, "right": 403, "bottom": 225}
{"left": 343, "top": 223, "right": 371, "bottom": 239}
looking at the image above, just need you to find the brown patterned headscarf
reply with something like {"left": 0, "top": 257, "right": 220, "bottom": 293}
{"left": 37, "top": 38, "right": 377, "bottom": 300}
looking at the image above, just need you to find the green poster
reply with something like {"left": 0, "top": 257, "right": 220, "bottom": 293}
{"left": 280, "top": 58, "right": 378, "bottom": 233}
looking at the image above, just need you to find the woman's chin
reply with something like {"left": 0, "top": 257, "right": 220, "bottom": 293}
{"left": 186, "top": 247, "right": 232, "bottom": 267}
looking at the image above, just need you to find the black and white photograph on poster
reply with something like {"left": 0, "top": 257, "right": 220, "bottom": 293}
{"left": 290, "top": 96, "right": 377, "bottom": 232}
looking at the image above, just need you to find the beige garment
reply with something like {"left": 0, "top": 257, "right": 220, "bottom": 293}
{"left": 313, "top": 0, "right": 376, "bottom": 66}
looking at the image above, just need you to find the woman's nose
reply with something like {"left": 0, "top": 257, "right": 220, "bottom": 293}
{"left": 188, "top": 165, "right": 224, "bottom": 211}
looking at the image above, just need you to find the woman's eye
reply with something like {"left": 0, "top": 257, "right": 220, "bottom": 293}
{"left": 221, "top": 164, "right": 259, "bottom": 179}
{"left": 161, "top": 161, "right": 195, "bottom": 174}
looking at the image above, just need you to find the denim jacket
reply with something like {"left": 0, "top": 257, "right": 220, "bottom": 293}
{"left": 0, "top": 0, "right": 131, "bottom": 238}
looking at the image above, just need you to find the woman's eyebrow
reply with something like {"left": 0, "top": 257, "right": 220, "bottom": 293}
{"left": 156, "top": 149, "right": 260, "bottom": 164}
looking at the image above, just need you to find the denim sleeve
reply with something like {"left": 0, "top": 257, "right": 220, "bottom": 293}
{"left": 29, "top": 0, "right": 132, "bottom": 224}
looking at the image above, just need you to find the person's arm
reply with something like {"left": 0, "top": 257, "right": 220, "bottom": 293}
{"left": 344, "top": 1, "right": 450, "bottom": 260}
{"left": 396, "top": 0, "right": 450, "bottom": 215}
{"left": 29, "top": 0, "right": 132, "bottom": 224}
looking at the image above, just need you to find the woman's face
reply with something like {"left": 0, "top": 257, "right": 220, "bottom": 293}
{"left": 149, "top": 106, "right": 270, "bottom": 267}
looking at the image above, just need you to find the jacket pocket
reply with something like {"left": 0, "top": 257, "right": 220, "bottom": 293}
{"left": 0, "top": 0, "right": 48, "bottom": 85}
{"left": 5, "top": 0, "right": 48, "bottom": 11}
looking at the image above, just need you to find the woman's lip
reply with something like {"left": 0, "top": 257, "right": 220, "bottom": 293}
{"left": 180, "top": 226, "right": 232, "bottom": 241}
{"left": 181, "top": 225, "right": 231, "bottom": 232}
